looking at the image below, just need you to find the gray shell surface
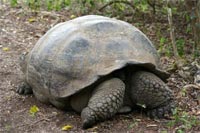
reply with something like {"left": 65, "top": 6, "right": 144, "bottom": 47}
{"left": 26, "top": 15, "right": 169, "bottom": 98}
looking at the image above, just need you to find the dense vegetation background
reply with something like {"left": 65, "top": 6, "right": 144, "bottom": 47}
{"left": 5, "top": 0, "right": 200, "bottom": 58}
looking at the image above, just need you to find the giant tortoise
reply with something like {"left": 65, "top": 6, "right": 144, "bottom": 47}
{"left": 17, "top": 15, "right": 175, "bottom": 129}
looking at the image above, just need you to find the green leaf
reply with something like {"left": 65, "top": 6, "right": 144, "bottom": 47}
{"left": 64, "top": 0, "right": 71, "bottom": 6}
{"left": 160, "top": 37, "right": 166, "bottom": 45}
{"left": 177, "top": 129, "right": 184, "bottom": 133}
{"left": 10, "top": 0, "right": 18, "bottom": 7}
{"left": 161, "top": 131, "right": 168, "bottom": 133}
{"left": 176, "top": 38, "right": 185, "bottom": 57}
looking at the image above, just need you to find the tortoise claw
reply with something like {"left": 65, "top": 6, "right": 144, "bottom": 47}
{"left": 17, "top": 82, "right": 32, "bottom": 95}
{"left": 81, "top": 107, "right": 96, "bottom": 129}
{"left": 147, "top": 100, "right": 176, "bottom": 119}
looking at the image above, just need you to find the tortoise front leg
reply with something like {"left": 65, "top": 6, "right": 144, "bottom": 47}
{"left": 81, "top": 78, "right": 125, "bottom": 129}
{"left": 130, "top": 71, "right": 175, "bottom": 118}
{"left": 17, "top": 81, "right": 33, "bottom": 95}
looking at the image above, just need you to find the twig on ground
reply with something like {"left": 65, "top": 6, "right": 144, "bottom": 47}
{"left": 183, "top": 84, "right": 200, "bottom": 90}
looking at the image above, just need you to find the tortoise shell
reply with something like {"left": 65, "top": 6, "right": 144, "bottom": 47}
{"left": 25, "top": 15, "right": 169, "bottom": 99}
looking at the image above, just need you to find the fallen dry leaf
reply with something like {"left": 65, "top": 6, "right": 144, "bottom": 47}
{"left": 28, "top": 18, "right": 36, "bottom": 23}
{"left": 70, "top": 14, "right": 76, "bottom": 19}
{"left": 146, "top": 124, "right": 158, "bottom": 127}
{"left": 2, "top": 47, "right": 9, "bottom": 51}
{"left": 29, "top": 105, "right": 39, "bottom": 116}
{"left": 61, "top": 125, "right": 73, "bottom": 131}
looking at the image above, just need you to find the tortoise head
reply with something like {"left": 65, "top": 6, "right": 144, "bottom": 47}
{"left": 19, "top": 52, "right": 29, "bottom": 73}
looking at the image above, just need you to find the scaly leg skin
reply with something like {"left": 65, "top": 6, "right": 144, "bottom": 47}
{"left": 17, "top": 81, "right": 33, "bottom": 94}
{"left": 81, "top": 78, "right": 125, "bottom": 129}
{"left": 130, "top": 71, "right": 175, "bottom": 119}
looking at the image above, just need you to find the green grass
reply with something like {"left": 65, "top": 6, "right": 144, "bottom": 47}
{"left": 167, "top": 108, "right": 199, "bottom": 132}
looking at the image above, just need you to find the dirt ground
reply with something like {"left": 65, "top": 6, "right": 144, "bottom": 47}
{"left": 0, "top": 3, "right": 199, "bottom": 133}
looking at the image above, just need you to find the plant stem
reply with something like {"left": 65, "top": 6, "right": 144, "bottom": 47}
{"left": 167, "top": 4, "right": 179, "bottom": 58}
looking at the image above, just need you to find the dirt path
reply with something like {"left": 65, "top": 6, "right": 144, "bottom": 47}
{"left": 0, "top": 4, "right": 199, "bottom": 133}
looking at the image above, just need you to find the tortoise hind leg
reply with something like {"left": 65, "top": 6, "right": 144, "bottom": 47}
{"left": 130, "top": 71, "right": 175, "bottom": 118}
{"left": 81, "top": 78, "right": 125, "bottom": 129}
{"left": 17, "top": 81, "right": 33, "bottom": 94}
